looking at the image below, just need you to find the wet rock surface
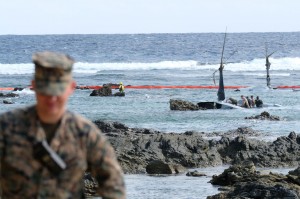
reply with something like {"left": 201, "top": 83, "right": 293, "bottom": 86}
{"left": 94, "top": 120, "right": 300, "bottom": 174}
{"left": 90, "top": 84, "right": 113, "bottom": 96}
{"left": 202, "top": 127, "right": 265, "bottom": 138}
{"left": 207, "top": 161, "right": 300, "bottom": 199}
{"left": 146, "top": 160, "right": 187, "bottom": 174}
{"left": 84, "top": 121, "right": 300, "bottom": 197}
{"left": 89, "top": 83, "right": 125, "bottom": 97}
{"left": 186, "top": 170, "right": 206, "bottom": 177}
{"left": 169, "top": 99, "right": 202, "bottom": 110}
{"left": 245, "top": 111, "right": 281, "bottom": 121}
{"left": 0, "top": 92, "right": 19, "bottom": 98}
{"left": 3, "top": 99, "right": 13, "bottom": 104}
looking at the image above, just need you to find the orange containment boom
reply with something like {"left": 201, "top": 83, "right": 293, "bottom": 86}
{"left": 0, "top": 87, "right": 14, "bottom": 91}
{"left": 77, "top": 85, "right": 248, "bottom": 90}
{"left": 2, "top": 85, "right": 299, "bottom": 91}
{"left": 276, "top": 85, "right": 300, "bottom": 89}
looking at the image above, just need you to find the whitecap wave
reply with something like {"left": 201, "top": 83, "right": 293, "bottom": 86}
{"left": 1, "top": 57, "right": 300, "bottom": 75}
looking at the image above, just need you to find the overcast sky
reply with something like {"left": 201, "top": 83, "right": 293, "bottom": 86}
{"left": 1, "top": 0, "right": 299, "bottom": 35}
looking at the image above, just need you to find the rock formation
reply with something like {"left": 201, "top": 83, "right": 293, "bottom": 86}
{"left": 90, "top": 83, "right": 125, "bottom": 97}
{"left": 208, "top": 161, "right": 300, "bottom": 198}
{"left": 169, "top": 99, "right": 202, "bottom": 110}
{"left": 0, "top": 93, "right": 19, "bottom": 98}
{"left": 94, "top": 120, "right": 300, "bottom": 174}
{"left": 245, "top": 111, "right": 281, "bottom": 121}
{"left": 84, "top": 120, "right": 300, "bottom": 197}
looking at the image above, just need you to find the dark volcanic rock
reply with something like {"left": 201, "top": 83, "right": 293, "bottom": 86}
{"left": 13, "top": 87, "right": 24, "bottom": 91}
{"left": 186, "top": 170, "right": 206, "bottom": 177}
{"left": 90, "top": 83, "right": 125, "bottom": 97}
{"left": 3, "top": 99, "right": 13, "bottom": 104}
{"left": 94, "top": 120, "right": 300, "bottom": 174}
{"left": 0, "top": 92, "right": 19, "bottom": 98}
{"left": 146, "top": 160, "right": 187, "bottom": 174}
{"left": 245, "top": 111, "right": 281, "bottom": 121}
{"left": 210, "top": 161, "right": 258, "bottom": 186}
{"left": 90, "top": 84, "right": 112, "bottom": 96}
{"left": 207, "top": 161, "right": 300, "bottom": 199}
{"left": 203, "top": 127, "right": 264, "bottom": 138}
{"left": 169, "top": 99, "right": 201, "bottom": 111}
{"left": 87, "top": 120, "right": 300, "bottom": 198}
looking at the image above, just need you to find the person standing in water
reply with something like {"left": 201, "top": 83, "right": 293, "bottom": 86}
{"left": 241, "top": 95, "right": 250, "bottom": 108}
{"left": 255, "top": 96, "right": 263, "bottom": 108}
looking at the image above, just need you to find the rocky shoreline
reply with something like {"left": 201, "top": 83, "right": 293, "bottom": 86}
{"left": 208, "top": 161, "right": 300, "bottom": 198}
{"left": 84, "top": 120, "right": 300, "bottom": 198}
{"left": 83, "top": 120, "right": 300, "bottom": 198}
{"left": 94, "top": 120, "right": 300, "bottom": 174}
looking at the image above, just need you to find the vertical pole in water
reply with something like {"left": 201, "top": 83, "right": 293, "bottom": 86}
{"left": 266, "top": 56, "right": 271, "bottom": 88}
{"left": 265, "top": 48, "right": 275, "bottom": 88}
{"left": 217, "top": 31, "right": 227, "bottom": 101}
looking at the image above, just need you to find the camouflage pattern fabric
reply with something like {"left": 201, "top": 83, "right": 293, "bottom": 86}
{"left": 0, "top": 105, "right": 125, "bottom": 199}
{"left": 33, "top": 51, "right": 74, "bottom": 96}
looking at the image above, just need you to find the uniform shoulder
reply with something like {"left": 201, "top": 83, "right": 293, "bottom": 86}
{"left": 0, "top": 106, "right": 34, "bottom": 121}
{"left": 66, "top": 111, "right": 101, "bottom": 132}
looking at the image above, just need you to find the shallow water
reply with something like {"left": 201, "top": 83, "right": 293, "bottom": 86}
{"left": 1, "top": 33, "right": 300, "bottom": 198}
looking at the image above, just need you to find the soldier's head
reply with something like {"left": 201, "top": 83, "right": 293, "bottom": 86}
{"left": 31, "top": 51, "right": 76, "bottom": 123}
{"left": 32, "top": 51, "right": 75, "bottom": 96}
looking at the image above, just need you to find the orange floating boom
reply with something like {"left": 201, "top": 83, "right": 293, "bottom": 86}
{"left": 0, "top": 87, "right": 14, "bottom": 91}
{"left": 1, "top": 85, "right": 299, "bottom": 91}
{"left": 276, "top": 85, "right": 300, "bottom": 89}
{"left": 77, "top": 85, "right": 248, "bottom": 90}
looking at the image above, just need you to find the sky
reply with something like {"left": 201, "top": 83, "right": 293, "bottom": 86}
{"left": 0, "top": 0, "right": 300, "bottom": 35}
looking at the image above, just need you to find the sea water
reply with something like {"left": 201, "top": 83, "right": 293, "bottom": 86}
{"left": 1, "top": 33, "right": 300, "bottom": 198}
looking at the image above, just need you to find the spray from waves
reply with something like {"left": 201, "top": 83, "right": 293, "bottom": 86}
{"left": 0, "top": 57, "right": 300, "bottom": 75}
{"left": 74, "top": 57, "right": 300, "bottom": 73}
{"left": 74, "top": 60, "right": 199, "bottom": 73}
{"left": 225, "top": 57, "right": 300, "bottom": 72}
{"left": 0, "top": 63, "right": 34, "bottom": 75}
{"left": 13, "top": 88, "right": 34, "bottom": 95}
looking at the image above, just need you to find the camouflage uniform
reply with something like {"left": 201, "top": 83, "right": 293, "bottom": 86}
{"left": 0, "top": 51, "right": 126, "bottom": 199}
{"left": 0, "top": 106, "right": 125, "bottom": 199}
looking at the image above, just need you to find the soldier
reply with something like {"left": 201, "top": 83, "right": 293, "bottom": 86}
{"left": 0, "top": 51, "right": 126, "bottom": 199}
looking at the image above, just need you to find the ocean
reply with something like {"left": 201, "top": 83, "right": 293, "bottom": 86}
{"left": 1, "top": 32, "right": 300, "bottom": 198}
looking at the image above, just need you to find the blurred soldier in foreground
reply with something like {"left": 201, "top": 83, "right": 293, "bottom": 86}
{"left": 0, "top": 51, "right": 126, "bottom": 199}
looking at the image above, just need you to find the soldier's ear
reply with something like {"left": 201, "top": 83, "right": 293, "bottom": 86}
{"left": 67, "top": 80, "right": 76, "bottom": 95}
{"left": 71, "top": 80, "right": 76, "bottom": 90}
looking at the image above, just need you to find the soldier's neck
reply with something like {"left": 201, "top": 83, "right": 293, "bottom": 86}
{"left": 36, "top": 108, "right": 64, "bottom": 124}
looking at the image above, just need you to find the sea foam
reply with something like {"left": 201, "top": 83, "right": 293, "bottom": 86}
{"left": 1, "top": 57, "right": 300, "bottom": 75}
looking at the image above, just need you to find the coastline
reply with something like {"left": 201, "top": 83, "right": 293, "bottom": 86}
{"left": 94, "top": 120, "right": 300, "bottom": 174}
{"left": 86, "top": 120, "right": 300, "bottom": 198}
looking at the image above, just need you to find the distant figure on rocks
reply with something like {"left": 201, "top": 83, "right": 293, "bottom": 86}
{"left": 255, "top": 96, "right": 263, "bottom": 108}
{"left": 119, "top": 82, "right": 125, "bottom": 93}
